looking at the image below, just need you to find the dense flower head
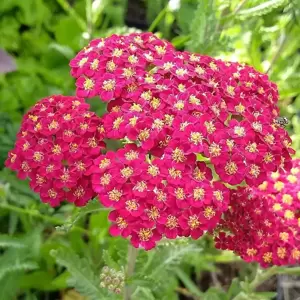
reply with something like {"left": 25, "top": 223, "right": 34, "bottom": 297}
{"left": 6, "top": 95, "right": 105, "bottom": 206}
{"left": 70, "top": 32, "right": 294, "bottom": 187}
{"left": 90, "top": 145, "right": 229, "bottom": 249}
{"left": 213, "top": 159, "right": 300, "bottom": 267}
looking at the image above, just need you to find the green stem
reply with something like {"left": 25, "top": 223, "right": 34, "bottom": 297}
{"left": 124, "top": 244, "right": 139, "bottom": 300}
{"left": 233, "top": 0, "right": 248, "bottom": 14}
{"left": 172, "top": 35, "right": 191, "bottom": 48}
{"left": 232, "top": 266, "right": 288, "bottom": 300}
{"left": 55, "top": 0, "right": 87, "bottom": 31}
{"left": 0, "top": 203, "right": 89, "bottom": 235}
{"left": 86, "top": 0, "right": 93, "bottom": 39}
{"left": 148, "top": 6, "right": 168, "bottom": 32}
{"left": 249, "top": 266, "right": 279, "bottom": 290}
{"left": 266, "top": 33, "right": 288, "bottom": 74}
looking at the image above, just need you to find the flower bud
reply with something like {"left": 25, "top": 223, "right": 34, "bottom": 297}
{"left": 107, "top": 284, "right": 114, "bottom": 292}
{"left": 102, "top": 266, "right": 110, "bottom": 274}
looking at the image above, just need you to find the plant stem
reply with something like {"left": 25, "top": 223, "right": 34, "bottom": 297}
{"left": 148, "top": 6, "right": 168, "bottom": 32}
{"left": 0, "top": 202, "right": 89, "bottom": 235}
{"left": 249, "top": 266, "right": 279, "bottom": 290}
{"left": 266, "top": 33, "right": 288, "bottom": 74}
{"left": 233, "top": 0, "right": 248, "bottom": 14}
{"left": 232, "top": 266, "right": 281, "bottom": 300}
{"left": 86, "top": 0, "right": 93, "bottom": 39}
{"left": 267, "top": 20, "right": 294, "bottom": 74}
{"left": 55, "top": 0, "right": 87, "bottom": 31}
{"left": 124, "top": 244, "right": 139, "bottom": 300}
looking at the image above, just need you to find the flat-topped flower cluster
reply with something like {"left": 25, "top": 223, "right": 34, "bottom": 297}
{"left": 6, "top": 33, "right": 295, "bottom": 261}
{"left": 214, "top": 159, "right": 300, "bottom": 267}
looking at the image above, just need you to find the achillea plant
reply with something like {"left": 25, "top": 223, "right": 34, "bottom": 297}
{"left": 5, "top": 33, "right": 295, "bottom": 257}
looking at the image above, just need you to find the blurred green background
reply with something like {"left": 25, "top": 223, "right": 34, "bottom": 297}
{"left": 0, "top": 0, "right": 300, "bottom": 299}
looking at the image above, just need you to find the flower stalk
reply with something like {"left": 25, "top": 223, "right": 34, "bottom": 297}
{"left": 233, "top": 266, "right": 300, "bottom": 300}
{"left": 124, "top": 244, "right": 139, "bottom": 300}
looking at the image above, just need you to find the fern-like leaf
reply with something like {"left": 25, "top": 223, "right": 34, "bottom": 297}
{"left": 151, "top": 243, "right": 201, "bottom": 276}
{"left": 237, "top": 0, "right": 286, "bottom": 18}
{"left": 0, "top": 273, "right": 22, "bottom": 300}
{"left": 131, "top": 287, "right": 156, "bottom": 300}
{"left": 51, "top": 248, "right": 108, "bottom": 300}
{"left": 0, "top": 261, "right": 38, "bottom": 281}
{"left": 0, "top": 229, "right": 42, "bottom": 281}
{"left": 102, "top": 250, "right": 120, "bottom": 270}
{"left": 56, "top": 199, "right": 107, "bottom": 233}
{"left": 131, "top": 240, "right": 202, "bottom": 297}
{"left": 187, "top": 0, "right": 220, "bottom": 54}
{"left": 0, "top": 234, "right": 26, "bottom": 249}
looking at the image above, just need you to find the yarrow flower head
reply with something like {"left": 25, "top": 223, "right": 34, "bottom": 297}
{"left": 213, "top": 159, "right": 300, "bottom": 267}
{"left": 6, "top": 95, "right": 105, "bottom": 207}
{"left": 90, "top": 145, "right": 230, "bottom": 249}
{"left": 70, "top": 32, "right": 294, "bottom": 186}
{"left": 6, "top": 32, "right": 295, "bottom": 251}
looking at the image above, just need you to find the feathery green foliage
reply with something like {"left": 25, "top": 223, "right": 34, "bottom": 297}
{"left": 237, "top": 0, "right": 287, "bottom": 18}
{"left": 51, "top": 248, "right": 108, "bottom": 300}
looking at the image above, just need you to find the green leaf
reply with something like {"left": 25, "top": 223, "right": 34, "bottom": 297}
{"left": 54, "top": 16, "right": 84, "bottom": 50}
{"left": 226, "top": 278, "right": 241, "bottom": 299}
{"left": 237, "top": 0, "right": 286, "bottom": 18}
{"left": 92, "top": 0, "right": 110, "bottom": 24}
{"left": 51, "top": 248, "right": 106, "bottom": 300}
{"left": 0, "top": 261, "right": 39, "bottom": 281}
{"left": 16, "top": 0, "right": 51, "bottom": 26}
{"left": 174, "top": 267, "right": 203, "bottom": 297}
{"left": 50, "top": 271, "right": 70, "bottom": 290}
{"left": 0, "top": 88, "right": 20, "bottom": 114}
{"left": 132, "top": 287, "right": 156, "bottom": 300}
{"left": 102, "top": 250, "right": 120, "bottom": 270}
{"left": 0, "top": 17, "right": 20, "bottom": 51}
{"left": 105, "top": 4, "right": 126, "bottom": 27}
{"left": 0, "top": 234, "right": 26, "bottom": 249}
{"left": 177, "top": 0, "right": 198, "bottom": 34}
{"left": 0, "top": 273, "right": 22, "bottom": 300}
{"left": 49, "top": 43, "right": 75, "bottom": 60}
{"left": 248, "top": 23, "right": 263, "bottom": 72}
{"left": 186, "top": 0, "right": 219, "bottom": 55}
{"left": 20, "top": 271, "right": 55, "bottom": 291}
{"left": 203, "top": 287, "right": 226, "bottom": 300}
{"left": 252, "top": 291, "right": 277, "bottom": 299}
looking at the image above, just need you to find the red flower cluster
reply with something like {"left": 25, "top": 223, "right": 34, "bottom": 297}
{"left": 214, "top": 159, "right": 300, "bottom": 267}
{"left": 6, "top": 32, "right": 295, "bottom": 250}
{"left": 6, "top": 95, "right": 104, "bottom": 206}
{"left": 89, "top": 144, "right": 229, "bottom": 249}
{"left": 70, "top": 32, "right": 294, "bottom": 186}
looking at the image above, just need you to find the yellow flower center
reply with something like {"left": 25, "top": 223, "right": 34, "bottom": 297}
{"left": 138, "top": 228, "right": 153, "bottom": 241}
{"left": 48, "top": 189, "right": 57, "bottom": 199}
{"left": 120, "top": 167, "right": 134, "bottom": 179}
{"left": 225, "top": 161, "right": 238, "bottom": 175}
{"left": 166, "top": 215, "right": 178, "bottom": 229}
{"left": 193, "top": 188, "right": 205, "bottom": 201}
{"left": 102, "top": 79, "right": 116, "bottom": 91}
{"left": 188, "top": 215, "right": 200, "bottom": 230}
{"left": 108, "top": 188, "right": 122, "bottom": 201}
{"left": 116, "top": 217, "right": 127, "bottom": 229}
{"left": 74, "top": 186, "right": 85, "bottom": 198}
{"left": 204, "top": 206, "right": 216, "bottom": 219}
{"left": 84, "top": 78, "right": 94, "bottom": 90}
